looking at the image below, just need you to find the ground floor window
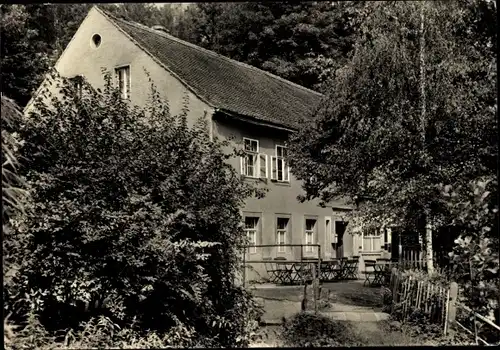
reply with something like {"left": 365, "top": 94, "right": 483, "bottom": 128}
{"left": 305, "top": 218, "right": 317, "bottom": 253}
{"left": 363, "top": 226, "right": 383, "bottom": 252}
{"left": 277, "top": 217, "right": 289, "bottom": 252}
{"left": 244, "top": 217, "right": 259, "bottom": 253}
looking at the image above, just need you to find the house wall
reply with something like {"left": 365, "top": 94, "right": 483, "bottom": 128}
{"left": 25, "top": 7, "right": 214, "bottom": 128}
{"left": 214, "top": 116, "right": 353, "bottom": 281}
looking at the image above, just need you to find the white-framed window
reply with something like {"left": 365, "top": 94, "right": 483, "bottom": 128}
{"left": 277, "top": 218, "right": 289, "bottom": 253}
{"left": 240, "top": 138, "right": 268, "bottom": 178}
{"left": 271, "top": 145, "right": 290, "bottom": 182}
{"left": 69, "top": 75, "right": 83, "bottom": 99}
{"left": 244, "top": 217, "right": 259, "bottom": 253}
{"left": 363, "top": 227, "right": 383, "bottom": 252}
{"left": 115, "top": 65, "right": 131, "bottom": 99}
{"left": 305, "top": 219, "right": 316, "bottom": 252}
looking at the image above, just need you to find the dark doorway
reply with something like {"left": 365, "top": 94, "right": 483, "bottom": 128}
{"left": 334, "top": 221, "right": 348, "bottom": 258}
{"left": 391, "top": 227, "right": 404, "bottom": 261}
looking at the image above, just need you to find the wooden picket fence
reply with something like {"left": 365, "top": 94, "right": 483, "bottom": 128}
{"left": 399, "top": 246, "right": 451, "bottom": 272}
{"left": 389, "top": 268, "right": 456, "bottom": 333}
{"left": 389, "top": 268, "right": 500, "bottom": 345}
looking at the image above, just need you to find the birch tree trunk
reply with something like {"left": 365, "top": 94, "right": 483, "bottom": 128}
{"left": 419, "top": 3, "right": 434, "bottom": 274}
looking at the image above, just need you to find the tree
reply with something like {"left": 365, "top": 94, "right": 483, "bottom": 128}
{"left": 0, "top": 3, "right": 183, "bottom": 107}
{"left": 2, "top": 96, "right": 30, "bottom": 292}
{"left": 0, "top": 4, "right": 53, "bottom": 106}
{"left": 177, "top": 2, "right": 369, "bottom": 92}
{"left": 7, "top": 71, "right": 263, "bottom": 346}
{"left": 288, "top": 0, "right": 497, "bottom": 266}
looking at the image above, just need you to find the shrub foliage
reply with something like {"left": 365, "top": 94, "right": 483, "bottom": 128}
{"left": 5, "top": 70, "right": 263, "bottom": 347}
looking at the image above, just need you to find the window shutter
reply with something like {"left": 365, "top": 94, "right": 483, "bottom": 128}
{"left": 271, "top": 156, "right": 277, "bottom": 180}
{"left": 240, "top": 155, "right": 245, "bottom": 175}
{"left": 285, "top": 164, "right": 290, "bottom": 182}
{"left": 259, "top": 154, "right": 268, "bottom": 178}
{"left": 125, "top": 67, "right": 131, "bottom": 99}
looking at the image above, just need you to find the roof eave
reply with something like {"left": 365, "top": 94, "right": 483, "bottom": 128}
{"left": 214, "top": 108, "right": 298, "bottom": 133}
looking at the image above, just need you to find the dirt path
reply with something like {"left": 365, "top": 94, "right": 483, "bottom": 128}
{"left": 249, "top": 281, "right": 434, "bottom": 346}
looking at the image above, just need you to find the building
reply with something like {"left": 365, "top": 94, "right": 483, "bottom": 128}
{"left": 25, "top": 6, "right": 392, "bottom": 279}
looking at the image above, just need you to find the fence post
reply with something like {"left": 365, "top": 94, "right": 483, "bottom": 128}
{"left": 318, "top": 245, "right": 321, "bottom": 304}
{"left": 312, "top": 263, "right": 318, "bottom": 314}
{"left": 242, "top": 248, "right": 246, "bottom": 288}
{"left": 445, "top": 282, "right": 458, "bottom": 335}
{"left": 391, "top": 268, "right": 398, "bottom": 313}
{"left": 301, "top": 244, "right": 305, "bottom": 286}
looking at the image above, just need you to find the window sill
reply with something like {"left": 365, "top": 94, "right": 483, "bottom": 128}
{"left": 271, "top": 179, "right": 291, "bottom": 187}
{"left": 360, "top": 250, "right": 385, "bottom": 254}
{"left": 241, "top": 175, "right": 268, "bottom": 183}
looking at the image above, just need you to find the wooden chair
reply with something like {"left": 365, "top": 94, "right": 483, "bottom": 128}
{"left": 376, "top": 258, "right": 392, "bottom": 285}
{"left": 363, "top": 259, "right": 377, "bottom": 286}
{"left": 345, "top": 259, "right": 360, "bottom": 280}
{"left": 264, "top": 260, "right": 279, "bottom": 283}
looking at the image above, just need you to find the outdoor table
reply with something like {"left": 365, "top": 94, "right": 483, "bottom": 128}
{"left": 344, "top": 259, "right": 360, "bottom": 280}
{"left": 320, "top": 260, "right": 339, "bottom": 282}
{"left": 274, "top": 260, "right": 317, "bottom": 284}
{"left": 275, "top": 262, "right": 296, "bottom": 284}
{"left": 373, "top": 261, "right": 391, "bottom": 286}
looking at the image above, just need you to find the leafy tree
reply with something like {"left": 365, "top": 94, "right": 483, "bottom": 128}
{"left": 178, "top": 2, "right": 369, "bottom": 91}
{"left": 288, "top": 0, "right": 497, "bottom": 265}
{"left": 2, "top": 96, "right": 30, "bottom": 294}
{"left": 443, "top": 178, "right": 499, "bottom": 325}
{"left": 0, "top": 4, "right": 53, "bottom": 106}
{"left": 0, "top": 3, "right": 185, "bottom": 107}
{"left": 7, "top": 71, "right": 263, "bottom": 346}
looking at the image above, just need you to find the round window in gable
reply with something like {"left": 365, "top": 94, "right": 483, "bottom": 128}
{"left": 91, "top": 34, "right": 102, "bottom": 48}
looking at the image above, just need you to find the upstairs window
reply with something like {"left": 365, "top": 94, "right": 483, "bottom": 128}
{"left": 115, "top": 66, "right": 131, "bottom": 99}
{"left": 240, "top": 138, "right": 268, "bottom": 178}
{"left": 271, "top": 145, "right": 290, "bottom": 182}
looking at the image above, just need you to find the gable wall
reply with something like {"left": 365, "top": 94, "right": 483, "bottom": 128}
{"left": 26, "top": 7, "right": 213, "bottom": 128}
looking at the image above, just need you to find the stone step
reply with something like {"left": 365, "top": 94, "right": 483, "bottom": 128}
{"left": 260, "top": 311, "right": 390, "bottom": 325}
{"left": 320, "top": 311, "right": 390, "bottom": 322}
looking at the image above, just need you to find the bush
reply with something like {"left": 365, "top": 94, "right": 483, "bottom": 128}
{"left": 5, "top": 70, "right": 264, "bottom": 347}
{"left": 441, "top": 178, "right": 499, "bottom": 324}
{"left": 281, "top": 312, "right": 359, "bottom": 347}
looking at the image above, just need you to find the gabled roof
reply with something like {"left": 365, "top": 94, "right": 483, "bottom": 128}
{"left": 97, "top": 7, "right": 323, "bottom": 130}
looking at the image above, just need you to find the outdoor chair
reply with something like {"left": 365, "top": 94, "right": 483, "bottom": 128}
{"left": 363, "top": 259, "right": 377, "bottom": 286}
{"left": 376, "top": 258, "right": 392, "bottom": 285}
{"left": 345, "top": 259, "right": 359, "bottom": 280}
{"left": 264, "top": 260, "right": 279, "bottom": 283}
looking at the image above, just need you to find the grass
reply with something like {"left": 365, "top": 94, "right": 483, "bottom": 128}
{"left": 277, "top": 312, "right": 432, "bottom": 347}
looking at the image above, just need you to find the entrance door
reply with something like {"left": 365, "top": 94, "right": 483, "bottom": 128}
{"left": 334, "top": 221, "right": 348, "bottom": 258}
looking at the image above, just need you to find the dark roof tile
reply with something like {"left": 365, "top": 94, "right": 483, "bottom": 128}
{"left": 99, "top": 8, "right": 323, "bottom": 130}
